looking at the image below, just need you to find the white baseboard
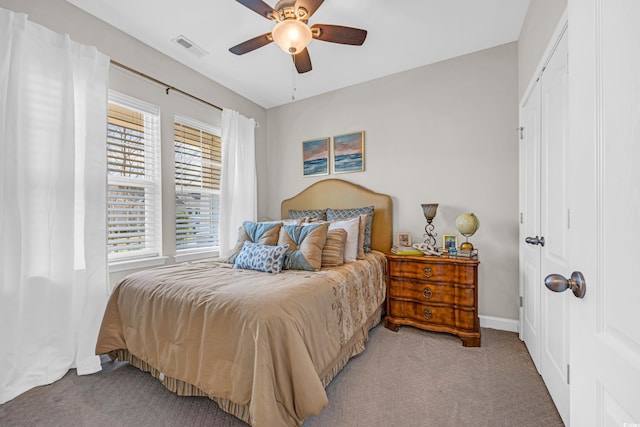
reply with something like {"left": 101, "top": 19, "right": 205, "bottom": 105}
{"left": 479, "top": 315, "right": 519, "bottom": 333}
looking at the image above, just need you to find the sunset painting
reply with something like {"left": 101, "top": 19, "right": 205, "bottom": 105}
{"left": 333, "top": 131, "right": 364, "bottom": 173}
{"left": 302, "top": 137, "right": 329, "bottom": 176}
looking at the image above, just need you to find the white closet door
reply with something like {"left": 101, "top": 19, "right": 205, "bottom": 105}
{"left": 519, "top": 78, "right": 542, "bottom": 371}
{"left": 519, "top": 26, "right": 570, "bottom": 425}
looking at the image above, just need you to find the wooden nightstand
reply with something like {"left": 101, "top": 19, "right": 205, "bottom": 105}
{"left": 384, "top": 254, "right": 481, "bottom": 347}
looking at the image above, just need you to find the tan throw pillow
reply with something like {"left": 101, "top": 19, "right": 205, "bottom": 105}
{"left": 278, "top": 222, "right": 329, "bottom": 271}
{"left": 321, "top": 228, "right": 348, "bottom": 267}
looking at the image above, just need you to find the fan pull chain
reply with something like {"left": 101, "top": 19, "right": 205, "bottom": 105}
{"left": 291, "top": 62, "right": 297, "bottom": 101}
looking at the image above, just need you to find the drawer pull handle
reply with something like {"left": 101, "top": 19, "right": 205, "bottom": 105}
{"left": 423, "top": 267, "right": 433, "bottom": 278}
{"left": 422, "top": 287, "right": 433, "bottom": 299}
{"left": 423, "top": 308, "right": 433, "bottom": 321}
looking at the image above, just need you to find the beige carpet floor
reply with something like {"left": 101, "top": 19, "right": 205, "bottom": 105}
{"left": 0, "top": 326, "right": 563, "bottom": 426}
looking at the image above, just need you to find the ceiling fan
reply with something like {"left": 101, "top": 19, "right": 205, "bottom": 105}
{"left": 229, "top": 0, "right": 367, "bottom": 73}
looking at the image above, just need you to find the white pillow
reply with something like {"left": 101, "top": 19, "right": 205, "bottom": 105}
{"left": 328, "top": 216, "right": 360, "bottom": 262}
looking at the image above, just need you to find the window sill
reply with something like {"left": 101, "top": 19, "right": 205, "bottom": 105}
{"left": 109, "top": 256, "right": 168, "bottom": 273}
{"left": 174, "top": 250, "right": 220, "bottom": 264}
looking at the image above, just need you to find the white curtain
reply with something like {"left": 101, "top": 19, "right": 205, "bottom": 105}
{"left": 219, "top": 109, "right": 257, "bottom": 257}
{"left": 0, "top": 9, "right": 110, "bottom": 403}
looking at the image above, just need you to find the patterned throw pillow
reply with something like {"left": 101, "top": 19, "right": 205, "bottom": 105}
{"left": 278, "top": 222, "right": 329, "bottom": 271}
{"left": 282, "top": 218, "right": 304, "bottom": 226}
{"left": 227, "top": 221, "right": 283, "bottom": 264}
{"left": 321, "top": 228, "right": 348, "bottom": 267}
{"left": 288, "top": 209, "right": 327, "bottom": 221}
{"left": 233, "top": 241, "right": 290, "bottom": 274}
{"left": 326, "top": 206, "right": 374, "bottom": 252}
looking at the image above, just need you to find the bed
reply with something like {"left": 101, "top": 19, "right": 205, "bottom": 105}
{"left": 95, "top": 179, "right": 392, "bottom": 427}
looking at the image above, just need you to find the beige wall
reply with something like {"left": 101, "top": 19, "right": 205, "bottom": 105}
{"left": 0, "top": 0, "right": 268, "bottom": 287}
{"left": 266, "top": 43, "right": 520, "bottom": 321}
{"left": 518, "top": 0, "right": 567, "bottom": 99}
{"left": 2, "top": 0, "right": 522, "bottom": 322}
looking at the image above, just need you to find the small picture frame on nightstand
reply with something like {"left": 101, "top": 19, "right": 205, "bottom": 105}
{"left": 396, "top": 232, "right": 411, "bottom": 247}
{"left": 442, "top": 234, "right": 457, "bottom": 253}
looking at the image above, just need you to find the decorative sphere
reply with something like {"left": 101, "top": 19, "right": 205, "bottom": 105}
{"left": 455, "top": 213, "right": 480, "bottom": 237}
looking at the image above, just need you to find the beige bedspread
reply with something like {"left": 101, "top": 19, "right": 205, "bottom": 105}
{"left": 96, "top": 251, "right": 386, "bottom": 427}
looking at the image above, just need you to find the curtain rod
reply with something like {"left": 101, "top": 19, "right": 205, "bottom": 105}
{"left": 110, "top": 60, "right": 223, "bottom": 112}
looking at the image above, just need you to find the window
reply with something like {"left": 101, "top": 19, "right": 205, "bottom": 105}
{"left": 107, "top": 92, "right": 161, "bottom": 261}
{"left": 174, "top": 115, "right": 222, "bottom": 254}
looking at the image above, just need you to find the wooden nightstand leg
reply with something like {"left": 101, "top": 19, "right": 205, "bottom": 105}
{"left": 460, "top": 335, "right": 481, "bottom": 347}
{"left": 384, "top": 317, "right": 399, "bottom": 332}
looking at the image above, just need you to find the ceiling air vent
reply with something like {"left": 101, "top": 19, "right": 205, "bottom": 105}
{"left": 172, "top": 35, "right": 208, "bottom": 58}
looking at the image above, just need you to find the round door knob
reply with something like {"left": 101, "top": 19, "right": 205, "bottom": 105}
{"left": 544, "top": 271, "right": 586, "bottom": 298}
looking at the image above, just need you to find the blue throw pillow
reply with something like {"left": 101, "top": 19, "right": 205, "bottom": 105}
{"left": 227, "top": 221, "right": 283, "bottom": 264}
{"left": 233, "top": 241, "right": 290, "bottom": 274}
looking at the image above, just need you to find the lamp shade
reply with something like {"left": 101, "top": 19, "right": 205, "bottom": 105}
{"left": 271, "top": 20, "right": 312, "bottom": 54}
{"left": 421, "top": 203, "right": 438, "bottom": 222}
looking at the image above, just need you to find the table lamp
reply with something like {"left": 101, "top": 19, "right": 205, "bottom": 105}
{"left": 421, "top": 203, "right": 438, "bottom": 247}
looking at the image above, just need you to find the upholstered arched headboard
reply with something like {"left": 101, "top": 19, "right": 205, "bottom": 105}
{"left": 281, "top": 179, "right": 392, "bottom": 253}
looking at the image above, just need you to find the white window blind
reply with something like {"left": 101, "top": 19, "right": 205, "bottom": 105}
{"left": 174, "top": 115, "right": 222, "bottom": 253}
{"left": 107, "top": 91, "right": 161, "bottom": 261}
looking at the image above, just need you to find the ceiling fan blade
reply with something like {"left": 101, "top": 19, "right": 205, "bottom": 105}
{"left": 294, "top": 0, "right": 324, "bottom": 19}
{"left": 292, "top": 48, "right": 312, "bottom": 73}
{"left": 235, "top": 0, "right": 279, "bottom": 20}
{"left": 311, "top": 24, "right": 367, "bottom": 45}
{"left": 229, "top": 33, "right": 273, "bottom": 55}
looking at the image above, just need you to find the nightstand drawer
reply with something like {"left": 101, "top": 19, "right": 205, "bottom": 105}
{"left": 404, "top": 302, "right": 454, "bottom": 326}
{"left": 399, "top": 280, "right": 476, "bottom": 307}
{"left": 404, "top": 302, "right": 476, "bottom": 330}
{"left": 389, "top": 261, "right": 451, "bottom": 282}
{"left": 395, "top": 280, "right": 455, "bottom": 305}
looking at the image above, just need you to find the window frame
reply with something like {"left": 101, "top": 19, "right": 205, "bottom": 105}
{"left": 174, "top": 114, "right": 222, "bottom": 261}
{"left": 106, "top": 90, "right": 162, "bottom": 264}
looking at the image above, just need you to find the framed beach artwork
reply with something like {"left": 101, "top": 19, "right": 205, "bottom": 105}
{"left": 302, "top": 137, "right": 330, "bottom": 177}
{"left": 333, "top": 131, "right": 364, "bottom": 174}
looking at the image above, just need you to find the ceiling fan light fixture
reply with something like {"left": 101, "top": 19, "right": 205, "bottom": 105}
{"left": 272, "top": 19, "right": 312, "bottom": 54}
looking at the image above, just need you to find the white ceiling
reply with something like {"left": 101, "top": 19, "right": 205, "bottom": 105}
{"left": 65, "top": 0, "right": 530, "bottom": 109}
